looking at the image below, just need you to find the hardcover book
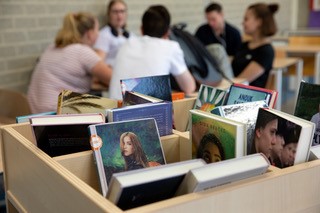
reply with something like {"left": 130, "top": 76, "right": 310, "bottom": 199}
{"left": 175, "top": 153, "right": 269, "bottom": 195}
{"left": 57, "top": 90, "right": 118, "bottom": 116}
{"left": 29, "top": 113, "right": 105, "bottom": 157}
{"left": 120, "top": 75, "right": 172, "bottom": 102}
{"left": 294, "top": 81, "right": 320, "bottom": 146}
{"left": 122, "top": 91, "right": 162, "bottom": 106}
{"left": 107, "top": 159, "right": 206, "bottom": 210}
{"left": 211, "top": 100, "right": 268, "bottom": 154}
{"left": 250, "top": 108, "right": 314, "bottom": 168}
{"left": 194, "top": 84, "right": 227, "bottom": 112}
{"left": 225, "top": 83, "right": 278, "bottom": 108}
{"left": 16, "top": 111, "right": 56, "bottom": 123}
{"left": 190, "top": 109, "right": 246, "bottom": 163}
{"left": 88, "top": 118, "right": 166, "bottom": 197}
{"left": 107, "top": 102, "right": 173, "bottom": 136}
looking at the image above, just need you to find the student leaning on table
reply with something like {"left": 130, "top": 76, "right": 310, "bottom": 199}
{"left": 231, "top": 3, "right": 279, "bottom": 88}
{"left": 28, "top": 12, "right": 112, "bottom": 114}
{"left": 109, "top": 5, "right": 196, "bottom": 100}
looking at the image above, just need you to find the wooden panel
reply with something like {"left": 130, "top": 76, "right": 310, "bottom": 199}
{"left": 172, "top": 98, "right": 196, "bottom": 132}
{"left": 289, "top": 36, "right": 320, "bottom": 46}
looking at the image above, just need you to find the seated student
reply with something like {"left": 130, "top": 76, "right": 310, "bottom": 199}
{"left": 94, "top": 0, "right": 132, "bottom": 67}
{"left": 28, "top": 12, "right": 112, "bottom": 113}
{"left": 109, "top": 5, "right": 196, "bottom": 100}
{"left": 232, "top": 3, "right": 279, "bottom": 88}
{"left": 195, "top": 2, "right": 242, "bottom": 56}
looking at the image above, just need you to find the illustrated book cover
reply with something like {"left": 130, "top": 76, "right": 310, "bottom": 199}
{"left": 224, "top": 83, "right": 278, "bottom": 108}
{"left": 88, "top": 118, "right": 166, "bottom": 197}
{"left": 106, "top": 159, "right": 206, "bottom": 210}
{"left": 175, "top": 153, "right": 269, "bottom": 195}
{"left": 294, "top": 81, "right": 320, "bottom": 146}
{"left": 122, "top": 91, "right": 162, "bottom": 106}
{"left": 30, "top": 113, "right": 105, "bottom": 157}
{"left": 107, "top": 101, "right": 173, "bottom": 136}
{"left": 190, "top": 109, "right": 246, "bottom": 164}
{"left": 250, "top": 108, "right": 314, "bottom": 168}
{"left": 57, "top": 89, "right": 118, "bottom": 116}
{"left": 120, "top": 75, "right": 172, "bottom": 102}
{"left": 193, "top": 84, "right": 227, "bottom": 112}
{"left": 16, "top": 111, "right": 56, "bottom": 123}
{"left": 211, "top": 100, "right": 268, "bottom": 154}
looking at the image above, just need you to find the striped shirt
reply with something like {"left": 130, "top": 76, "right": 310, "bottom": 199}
{"left": 28, "top": 44, "right": 101, "bottom": 113}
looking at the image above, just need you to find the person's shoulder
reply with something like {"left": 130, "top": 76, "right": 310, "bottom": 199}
{"left": 196, "top": 24, "right": 211, "bottom": 33}
{"left": 225, "top": 22, "right": 241, "bottom": 34}
{"left": 99, "top": 25, "right": 112, "bottom": 34}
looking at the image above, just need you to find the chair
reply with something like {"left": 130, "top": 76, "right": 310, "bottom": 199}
{"left": 0, "top": 89, "right": 31, "bottom": 125}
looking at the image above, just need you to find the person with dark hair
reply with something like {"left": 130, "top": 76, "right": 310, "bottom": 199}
{"left": 196, "top": 133, "right": 225, "bottom": 163}
{"left": 195, "top": 2, "right": 241, "bottom": 56}
{"left": 109, "top": 5, "right": 196, "bottom": 100}
{"left": 270, "top": 119, "right": 286, "bottom": 167}
{"left": 280, "top": 126, "right": 300, "bottom": 168}
{"left": 232, "top": 3, "right": 279, "bottom": 88}
{"left": 94, "top": 0, "right": 132, "bottom": 67}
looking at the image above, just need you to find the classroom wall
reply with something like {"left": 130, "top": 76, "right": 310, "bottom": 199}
{"left": 0, "top": 0, "right": 306, "bottom": 93}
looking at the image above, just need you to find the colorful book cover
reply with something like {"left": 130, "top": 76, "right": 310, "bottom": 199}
{"left": 120, "top": 75, "right": 172, "bottom": 102}
{"left": 88, "top": 118, "right": 166, "bottom": 197}
{"left": 194, "top": 84, "right": 227, "bottom": 112}
{"left": 225, "top": 83, "right": 278, "bottom": 108}
{"left": 190, "top": 109, "right": 246, "bottom": 164}
{"left": 294, "top": 81, "right": 320, "bottom": 146}
{"left": 108, "top": 102, "right": 173, "bottom": 136}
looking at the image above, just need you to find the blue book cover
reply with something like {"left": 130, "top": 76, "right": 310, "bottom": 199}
{"left": 108, "top": 102, "right": 173, "bottom": 136}
{"left": 16, "top": 111, "right": 56, "bottom": 123}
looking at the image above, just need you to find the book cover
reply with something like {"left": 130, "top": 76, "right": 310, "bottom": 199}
{"left": 16, "top": 111, "right": 56, "bottom": 123}
{"left": 88, "top": 118, "right": 166, "bottom": 197}
{"left": 175, "top": 153, "right": 269, "bottom": 195}
{"left": 57, "top": 90, "right": 118, "bottom": 116}
{"left": 294, "top": 81, "right": 320, "bottom": 146}
{"left": 30, "top": 113, "right": 105, "bottom": 157}
{"left": 190, "top": 109, "right": 246, "bottom": 163}
{"left": 225, "top": 83, "right": 278, "bottom": 108}
{"left": 211, "top": 100, "right": 268, "bottom": 155}
{"left": 107, "top": 102, "right": 173, "bottom": 136}
{"left": 250, "top": 108, "right": 314, "bottom": 168}
{"left": 122, "top": 91, "right": 162, "bottom": 106}
{"left": 194, "top": 84, "right": 227, "bottom": 112}
{"left": 107, "top": 159, "right": 205, "bottom": 210}
{"left": 120, "top": 75, "right": 172, "bottom": 102}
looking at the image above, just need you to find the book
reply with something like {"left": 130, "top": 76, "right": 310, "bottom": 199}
{"left": 107, "top": 102, "right": 173, "bottom": 136}
{"left": 175, "top": 153, "right": 269, "bottom": 195}
{"left": 30, "top": 113, "right": 105, "bottom": 157}
{"left": 250, "top": 108, "right": 315, "bottom": 168}
{"left": 224, "top": 83, "right": 278, "bottom": 108}
{"left": 190, "top": 109, "right": 246, "bottom": 163}
{"left": 106, "top": 159, "right": 206, "bottom": 210}
{"left": 122, "top": 91, "right": 162, "bottom": 106}
{"left": 211, "top": 100, "right": 268, "bottom": 154}
{"left": 57, "top": 90, "right": 118, "bottom": 116}
{"left": 16, "top": 111, "right": 56, "bottom": 123}
{"left": 171, "top": 92, "right": 185, "bottom": 101}
{"left": 194, "top": 84, "right": 227, "bottom": 112}
{"left": 120, "top": 75, "right": 172, "bottom": 102}
{"left": 88, "top": 118, "right": 166, "bottom": 197}
{"left": 294, "top": 81, "right": 320, "bottom": 146}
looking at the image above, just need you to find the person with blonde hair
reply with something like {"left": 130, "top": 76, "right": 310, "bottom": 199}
{"left": 28, "top": 12, "right": 112, "bottom": 113}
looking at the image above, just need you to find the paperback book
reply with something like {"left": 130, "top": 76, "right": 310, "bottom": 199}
{"left": 107, "top": 159, "right": 206, "bottom": 210}
{"left": 88, "top": 118, "right": 166, "bottom": 197}
{"left": 107, "top": 102, "right": 173, "bottom": 136}
{"left": 30, "top": 113, "right": 105, "bottom": 157}
{"left": 250, "top": 108, "right": 314, "bottom": 168}
{"left": 190, "top": 109, "right": 246, "bottom": 163}
{"left": 122, "top": 91, "right": 162, "bottom": 106}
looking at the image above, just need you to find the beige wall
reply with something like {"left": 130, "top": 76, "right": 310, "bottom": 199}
{"left": 0, "top": 0, "right": 308, "bottom": 92}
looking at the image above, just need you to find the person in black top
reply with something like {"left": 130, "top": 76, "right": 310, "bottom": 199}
{"left": 232, "top": 3, "right": 279, "bottom": 88}
{"left": 195, "top": 2, "right": 242, "bottom": 56}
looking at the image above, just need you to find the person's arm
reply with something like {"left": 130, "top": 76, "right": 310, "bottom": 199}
{"left": 236, "top": 61, "right": 265, "bottom": 83}
{"left": 174, "top": 70, "right": 196, "bottom": 95}
{"left": 91, "top": 61, "right": 112, "bottom": 87}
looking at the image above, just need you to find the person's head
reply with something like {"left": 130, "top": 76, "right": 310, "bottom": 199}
{"left": 281, "top": 126, "right": 300, "bottom": 167}
{"left": 141, "top": 5, "right": 171, "bottom": 38}
{"left": 197, "top": 133, "right": 225, "bottom": 163}
{"left": 205, "top": 2, "right": 224, "bottom": 33}
{"left": 55, "top": 12, "right": 99, "bottom": 48}
{"left": 253, "top": 109, "right": 278, "bottom": 158}
{"left": 119, "top": 132, "right": 148, "bottom": 169}
{"left": 243, "top": 3, "right": 278, "bottom": 38}
{"left": 106, "top": 0, "right": 127, "bottom": 29}
{"left": 270, "top": 119, "right": 286, "bottom": 160}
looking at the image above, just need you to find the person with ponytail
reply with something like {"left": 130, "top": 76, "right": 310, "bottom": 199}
{"left": 231, "top": 3, "right": 279, "bottom": 88}
{"left": 94, "top": 0, "right": 132, "bottom": 67}
{"left": 28, "top": 12, "right": 112, "bottom": 113}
